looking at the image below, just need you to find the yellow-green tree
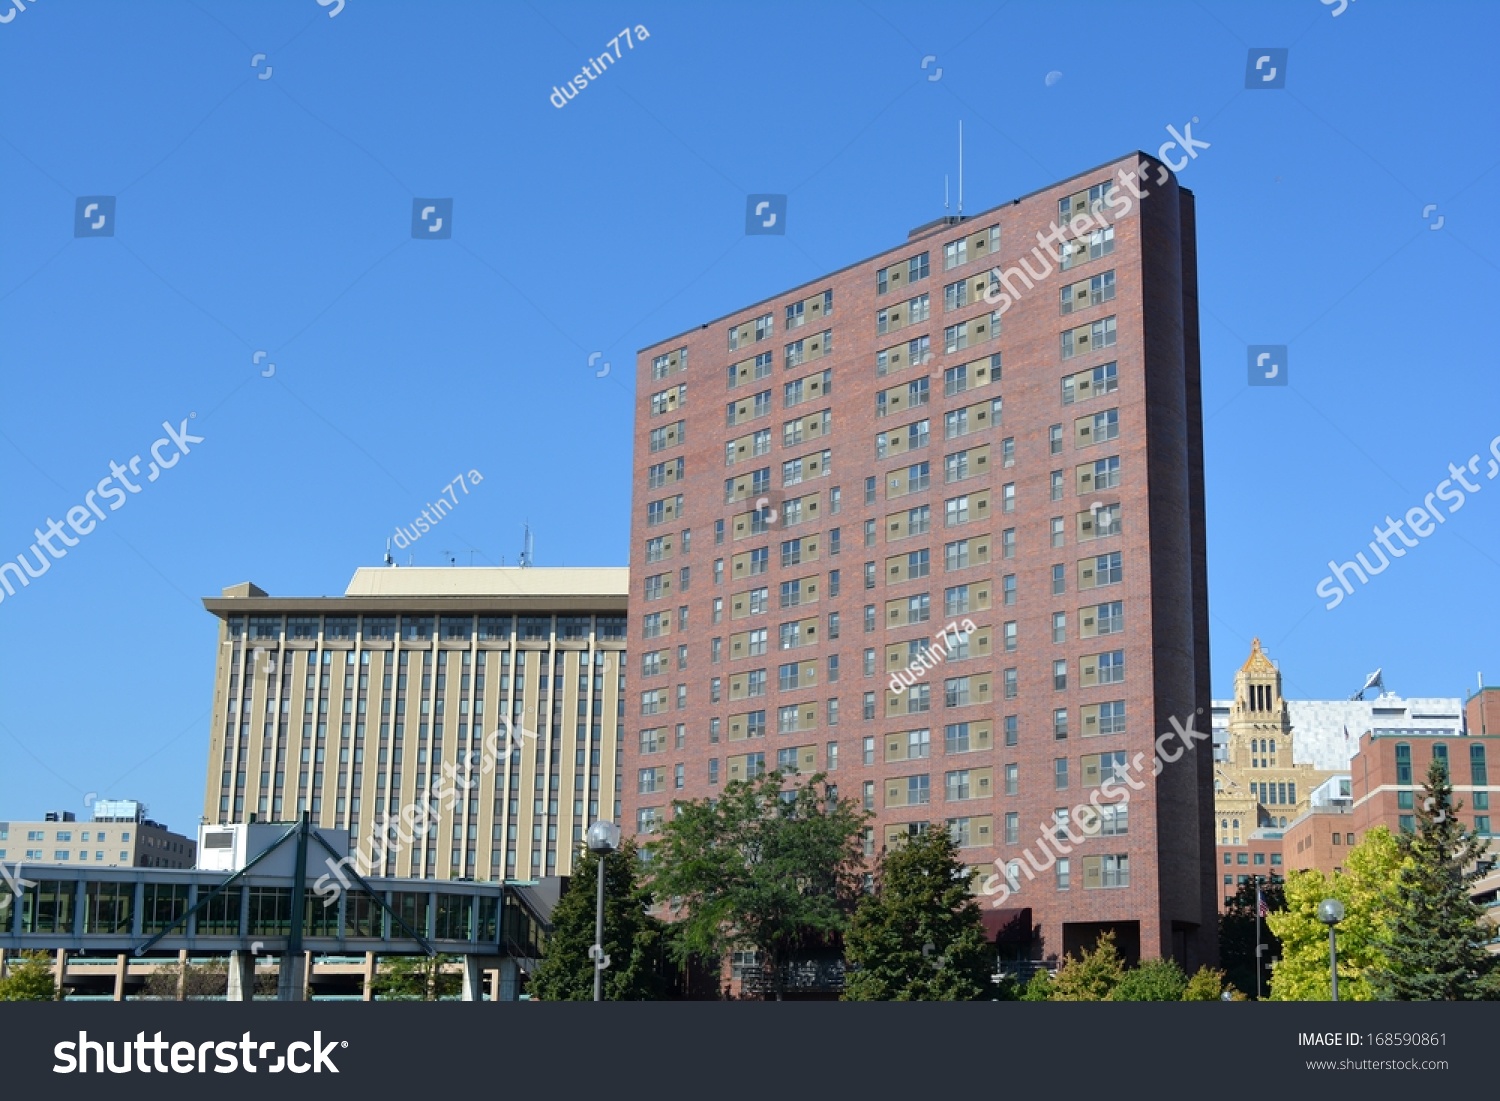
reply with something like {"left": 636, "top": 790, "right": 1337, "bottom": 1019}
{"left": 1049, "top": 929, "right": 1125, "bottom": 1001}
{"left": 1267, "top": 826, "right": 1405, "bottom": 1001}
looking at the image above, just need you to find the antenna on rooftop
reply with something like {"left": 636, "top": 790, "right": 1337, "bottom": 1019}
{"left": 957, "top": 120, "right": 964, "bottom": 218}
{"left": 384, "top": 538, "right": 394, "bottom": 567}
{"left": 519, "top": 523, "right": 534, "bottom": 568}
{"left": 944, "top": 175, "right": 949, "bottom": 213}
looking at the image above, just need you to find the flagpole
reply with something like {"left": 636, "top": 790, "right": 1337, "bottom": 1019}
{"left": 1254, "top": 874, "right": 1262, "bottom": 1001}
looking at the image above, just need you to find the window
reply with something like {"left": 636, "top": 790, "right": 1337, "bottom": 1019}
{"left": 1061, "top": 316, "right": 1117, "bottom": 360}
{"left": 945, "top": 770, "right": 971, "bottom": 801}
{"left": 1084, "top": 552, "right": 1123, "bottom": 588}
{"left": 1054, "top": 758, "right": 1069, "bottom": 790}
{"left": 1003, "top": 621, "right": 1017, "bottom": 652}
{"left": 1053, "top": 709, "right": 1069, "bottom": 739}
{"left": 1472, "top": 744, "right": 1488, "bottom": 786}
{"left": 1060, "top": 225, "right": 1115, "bottom": 271}
{"left": 863, "top": 736, "right": 876, "bottom": 765}
{"left": 1004, "top": 812, "right": 1019, "bottom": 844}
{"left": 1002, "top": 574, "right": 1017, "bottom": 605}
{"left": 944, "top": 585, "right": 969, "bottom": 617}
{"left": 1084, "top": 854, "right": 1129, "bottom": 889}
{"left": 1098, "top": 650, "right": 1125, "bottom": 684}
{"left": 1003, "top": 668, "right": 1018, "bottom": 699}
{"left": 1004, "top": 763, "right": 1018, "bottom": 796}
{"left": 1053, "top": 660, "right": 1068, "bottom": 691}
{"left": 1395, "top": 743, "right": 1412, "bottom": 785}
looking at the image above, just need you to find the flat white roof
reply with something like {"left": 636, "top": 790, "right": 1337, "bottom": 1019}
{"left": 343, "top": 566, "right": 628, "bottom": 599}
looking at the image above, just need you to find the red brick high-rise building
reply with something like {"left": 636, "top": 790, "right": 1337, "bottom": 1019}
{"left": 627, "top": 152, "right": 1216, "bottom": 972}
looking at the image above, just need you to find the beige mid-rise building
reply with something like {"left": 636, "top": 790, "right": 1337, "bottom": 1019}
{"left": 0, "top": 800, "right": 195, "bottom": 869}
{"left": 201, "top": 567, "right": 627, "bottom": 883}
{"left": 1213, "top": 639, "right": 1339, "bottom": 843}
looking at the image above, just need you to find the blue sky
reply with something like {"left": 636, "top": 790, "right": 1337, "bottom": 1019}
{"left": 1, "top": 0, "right": 1496, "bottom": 832}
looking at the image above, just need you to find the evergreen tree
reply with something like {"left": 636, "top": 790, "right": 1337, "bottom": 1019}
{"left": 648, "top": 770, "right": 868, "bottom": 999}
{"left": 1219, "top": 877, "right": 1284, "bottom": 998}
{"left": 1267, "top": 827, "right": 1404, "bottom": 1001}
{"left": 530, "top": 839, "right": 670, "bottom": 1001}
{"left": 842, "top": 826, "right": 994, "bottom": 1001}
{"left": 1182, "top": 966, "right": 1228, "bottom": 1001}
{"left": 1109, "top": 957, "right": 1187, "bottom": 1001}
{"left": 0, "top": 952, "right": 56, "bottom": 1001}
{"left": 1370, "top": 758, "right": 1500, "bottom": 1000}
{"left": 1048, "top": 930, "right": 1125, "bottom": 1001}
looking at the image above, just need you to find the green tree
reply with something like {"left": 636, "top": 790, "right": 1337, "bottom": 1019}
{"left": 1020, "top": 968, "right": 1053, "bottom": 1001}
{"left": 647, "top": 770, "right": 868, "bottom": 1000}
{"left": 1219, "top": 877, "right": 1284, "bottom": 998}
{"left": 1109, "top": 957, "right": 1187, "bottom": 1001}
{"left": 0, "top": 952, "right": 57, "bottom": 1001}
{"left": 1370, "top": 759, "right": 1499, "bottom": 1000}
{"left": 139, "top": 958, "right": 229, "bottom": 1000}
{"left": 371, "top": 953, "right": 462, "bottom": 1000}
{"left": 1049, "top": 930, "right": 1125, "bottom": 1001}
{"left": 843, "top": 826, "right": 994, "bottom": 1001}
{"left": 1267, "top": 826, "right": 1404, "bottom": 1001}
{"left": 1182, "top": 965, "right": 1228, "bottom": 1001}
{"left": 530, "top": 839, "right": 671, "bottom": 1001}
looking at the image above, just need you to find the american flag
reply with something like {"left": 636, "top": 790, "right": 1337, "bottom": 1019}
{"left": 1257, "top": 888, "right": 1269, "bottom": 917}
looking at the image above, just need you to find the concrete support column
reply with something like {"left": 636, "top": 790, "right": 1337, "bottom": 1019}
{"left": 362, "top": 952, "right": 376, "bottom": 1001}
{"left": 461, "top": 955, "right": 484, "bottom": 1002}
{"left": 176, "top": 949, "right": 189, "bottom": 1001}
{"left": 488, "top": 967, "right": 500, "bottom": 1002}
{"left": 0, "top": 947, "right": 9, "bottom": 978}
{"left": 276, "top": 951, "right": 308, "bottom": 1002}
{"left": 227, "top": 951, "right": 254, "bottom": 1001}
{"left": 113, "top": 952, "right": 128, "bottom": 1002}
{"left": 496, "top": 958, "right": 519, "bottom": 1002}
{"left": 53, "top": 948, "right": 67, "bottom": 1001}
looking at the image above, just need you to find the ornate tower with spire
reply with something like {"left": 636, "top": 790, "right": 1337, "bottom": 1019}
{"left": 1213, "top": 639, "right": 1337, "bottom": 844}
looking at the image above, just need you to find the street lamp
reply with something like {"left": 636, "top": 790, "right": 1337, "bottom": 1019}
{"left": 586, "top": 820, "right": 621, "bottom": 1002}
{"left": 1316, "top": 898, "right": 1345, "bottom": 1002}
